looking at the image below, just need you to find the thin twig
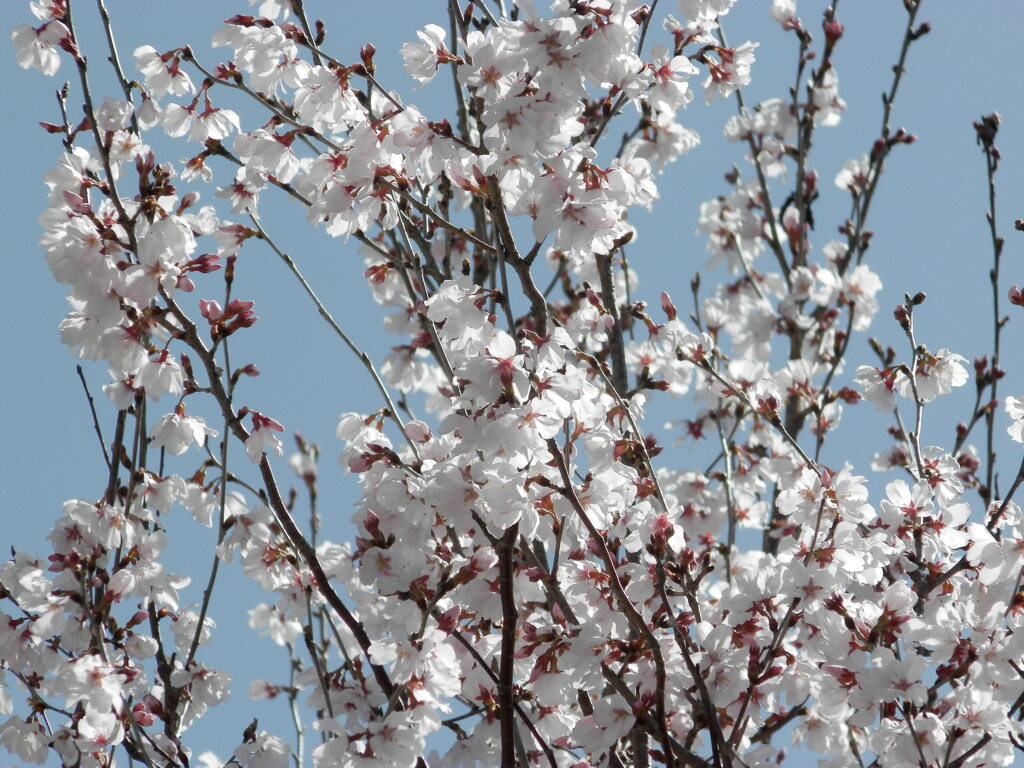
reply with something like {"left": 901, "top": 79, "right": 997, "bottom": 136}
{"left": 977, "top": 113, "right": 1004, "bottom": 508}
{"left": 248, "top": 216, "right": 422, "bottom": 462}
{"left": 76, "top": 365, "right": 111, "bottom": 469}
{"left": 94, "top": 0, "right": 138, "bottom": 133}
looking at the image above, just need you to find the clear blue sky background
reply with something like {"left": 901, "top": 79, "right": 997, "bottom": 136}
{"left": 3, "top": 1, "right": 1024, "bottom": 765}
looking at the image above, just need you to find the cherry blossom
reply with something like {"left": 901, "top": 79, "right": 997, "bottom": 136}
{"left": 11, "top": 19, "right": 68, "bottom": 76}
{"left": 400, "top": 24, "right": 453, "bottom": 85}
{"left": 899, "top": 347, "right": 969, "bottom": 402}
{"left": 245, "top": 410, "right": 285, "bottom": 463}
{"left": 134, "top": 44, "right": 195, "bottom": 99}
{"left": 701, "top": 41, "right": 758, "bottom": 103}
{"left": 1007, "top": 396, "right": 1024, "bottom": 443}
{"left": 5, "top": 2, "right": 1024, "bottom": 768}
{"left": 150, "top": 408, "right": 219, "bottom": 456}
{"left": 233, "top": 731, "right": 290, "bottom": 768}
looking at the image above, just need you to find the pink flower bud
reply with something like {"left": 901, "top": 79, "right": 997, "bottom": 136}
{"left": 132, "top": 703, "right": 155, "bottom": 727}
{"left": 661, "top": 291, "right": 678, "bottom": 321}
{"left": 199, "top": 299, "right": 223, "bottom": 322}
{"left": 189, "top": 254, "right": 221, "bottom": 273}
{"left": 404, "top": 420, "right": 432, "bottom": 443}
{"left": 251, "top": 412, "right": 284, "bottom": 432}
{"left": 437, "top": 605, "right": 462, "bottom": 634}
{"left": 824, "top": 18, "right": 844, "bottom": 43}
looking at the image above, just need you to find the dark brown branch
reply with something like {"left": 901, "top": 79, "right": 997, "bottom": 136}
{"left": 597, "top": 252, "right": 629, "bottom": 396}
{"left": 497, "top": 524, "right": 520, "bottom": 768}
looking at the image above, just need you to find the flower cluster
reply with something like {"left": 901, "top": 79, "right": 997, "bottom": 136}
{"left": 4, "top": 1, "right": 1024, "bottom": 768}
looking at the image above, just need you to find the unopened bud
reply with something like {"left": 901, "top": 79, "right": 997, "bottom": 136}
{"left": 631, "top": 4, "right": 652, "bottom": 25}
{"left": 360, "top": 43, "right": 376, "bottom": 74}
{"left": 661, "top": 291, "right": 678, "bottom": 321}
{"left": 893, "top": 304, "right": 911, "bottom": 329}
{"left": 823, "top": 18, "right": 844, "bottom": 43}
{"left": 974, "top": 112, "right": 1001, "bottom": 150}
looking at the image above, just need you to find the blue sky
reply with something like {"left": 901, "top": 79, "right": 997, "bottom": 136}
{"left": 3, "top": 0, "right": 1024, "bottom": 764}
